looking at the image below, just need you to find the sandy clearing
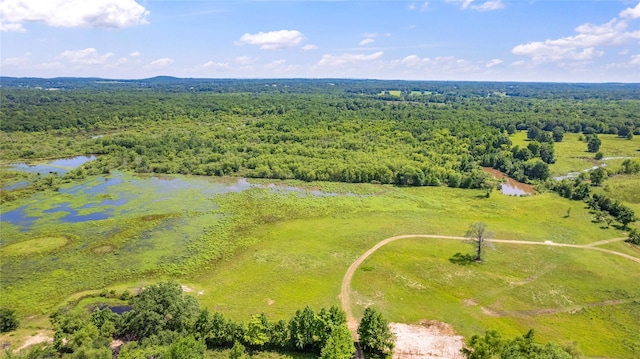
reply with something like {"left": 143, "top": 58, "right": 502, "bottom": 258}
{"left": 390, "top": 322, "right": 465, "bottom": 359}
{"left": 14, "top": 333, "right": 52, "bottom": 353}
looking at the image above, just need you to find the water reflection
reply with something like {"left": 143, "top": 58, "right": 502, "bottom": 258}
{"left": 482, "top": 167, "right": 535, "bottom": 196}
{"left": 8, "top": 155, "right": 96, "bottom": 176}
{"left": 1, "top": 173, "right": 353, "bottom": 230}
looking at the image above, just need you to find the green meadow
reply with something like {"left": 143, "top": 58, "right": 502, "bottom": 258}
{"left": 511, "top": 131, "right": 640, "bottom": 177}
{"left": 3, "top": 170, "right": 639, "bottom": 357}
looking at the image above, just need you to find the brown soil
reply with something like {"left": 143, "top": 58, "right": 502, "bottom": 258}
{"left": 390, "top": 322, "right": 465, "bottom": 359}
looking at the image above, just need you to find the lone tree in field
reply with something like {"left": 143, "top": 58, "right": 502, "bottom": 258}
{"left": 466, "top": 222, "right": 493, "bottom": 262}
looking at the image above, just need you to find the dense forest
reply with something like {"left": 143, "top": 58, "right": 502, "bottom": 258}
{"left": 2, "top": 78, "right": 639, "bottom": 191}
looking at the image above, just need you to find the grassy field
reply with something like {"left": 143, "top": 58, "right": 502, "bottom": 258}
{"left": 351, "top": 238, "right": 640, "bottom": 358}
{"left": 593, "top": 172, "right": 640, "bottom": 214}
{"left": 510, "top": 131, "right": 640, "bottom": 177}
{"left": 2, "top": 168, "right": 639, "bottom": 357}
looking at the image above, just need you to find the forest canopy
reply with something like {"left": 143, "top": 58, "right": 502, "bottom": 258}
{"left": 1, "top": 78, "right": 639, "bottom": 188}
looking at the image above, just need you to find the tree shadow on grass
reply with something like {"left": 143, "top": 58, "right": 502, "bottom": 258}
{"left": 449, "top": 252, "right": 477, "bottom": 265}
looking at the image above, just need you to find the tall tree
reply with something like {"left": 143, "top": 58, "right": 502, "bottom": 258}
{"left": 587, "top": 136, "right": 601, "bottom": 153}
{"left": 466, "top": 222, "right": 493, "bottom": 262}
{"left": 357, "top": 307, "right": 394, "bottom": 358}
{"left": 320, "top": 325, "right": 356, "bottom": 359}
{"left": 552, "top": 126, "right": 565, "bottom": 142}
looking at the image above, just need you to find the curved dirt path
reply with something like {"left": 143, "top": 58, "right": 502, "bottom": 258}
{"left": 340, "top": 234, "right": 639, "bottom": 338}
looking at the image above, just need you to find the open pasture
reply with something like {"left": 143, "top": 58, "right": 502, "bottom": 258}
{"left": 511, "top": 131, "right": 640, "bottom": 177}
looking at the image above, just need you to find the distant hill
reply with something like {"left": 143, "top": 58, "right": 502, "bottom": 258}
{"left": 1, "top": 76, "right": 638, "bottom": 99}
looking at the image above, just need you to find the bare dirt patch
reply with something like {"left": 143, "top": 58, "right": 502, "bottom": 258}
{"left": 181, "top": 285, "right": 204, "bottom": 295}
{"left": 463, "top": 299, "right": 477, "bottom": 306}
{"left": 390, "top": 321, "right": 465, "bottom": 359}
{"left": 14, "top": 333, "right": 52, "bottom": 353}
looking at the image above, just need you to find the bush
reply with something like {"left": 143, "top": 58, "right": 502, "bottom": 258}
{"left": 0, "top": 308, "right": 19, "bottom": 332}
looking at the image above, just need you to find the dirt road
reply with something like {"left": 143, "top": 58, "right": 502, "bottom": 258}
{"left": 340, "top": 234, "right": 639, "bottom": 337}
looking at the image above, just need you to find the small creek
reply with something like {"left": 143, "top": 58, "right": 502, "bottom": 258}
{"left": 482, "top": 167, "right": 535, "bottom": 196}
{"left": 553, "top": 163, "right": 608, "bottom": 181}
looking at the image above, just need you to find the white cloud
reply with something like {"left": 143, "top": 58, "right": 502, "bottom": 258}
{"left": 0, "top": 0, "right": 149, "bottom": 31}
{"left": 473, "top": 0, "right": 504, "bottom": 12}
{"left": 420, "top": 2, "right": 430, "bottom": 11}
{"left": 359, "top": 38, "right": 375, "bottom": 46}
{"left": 513, "top": 17, "right": 640, "bottom": 64}
{"left": 238, "top": 30, "right": 304, "bottom": 50}
{"left": 129, "top": 51, "right": 141, "bottom": 57}
{"left": 400, "top": 55, "right": 429, "bottom": 67}
{"left": 33, "top": 62, "right": 63, "bottom": 70}
{"left": 203, "top": 61, "right": 229, "bottom": 70}
{"left": 318, "top": 51, "right": 384, "bottom": 67}
{"left": 359, "top": 33, "right": 379, "bottom": 46}
{"left": 149, "top": 58, "right": 173, "bottom": 67}
{"left": 2, "top": 53, "right": 30, "bottom": 66}
{"left": 0, "top": 21, "right": 25, "bottom": 32}
{"left": 446, "top": 0, "right": 504, "bottom": 11}
{"left": 264, "top": 59, "right": 287, "bottom": 70}
{"left": 486, "top": 59, "right": 503, "bottom": 67}
{"left": 59, "top": 48, "right": 114, "bottom": 65}
{"left": 604, "top": 53, "right": 640, "bottom": 70}
{"left": 620, "top": 2, "right": 640, "bottom": 19}
{"left": 446, "top": 0, "right": 474, "bottom": 10}
{"left": 236, "top": 56, "right": 253, "bottom": 65}
{"left": 302, "top": 44, "right": 318, "bottom": 51}
{"left": 511, "top": 60, "right": 526, "bottom": 66}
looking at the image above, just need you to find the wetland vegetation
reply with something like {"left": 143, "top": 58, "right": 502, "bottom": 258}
{"left": 1, "top": 78, "right": 639, "bottom": 358}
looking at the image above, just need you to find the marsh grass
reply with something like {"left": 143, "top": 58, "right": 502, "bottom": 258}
{"left": 1, "top": 236, "right": 70, "bottom": 257}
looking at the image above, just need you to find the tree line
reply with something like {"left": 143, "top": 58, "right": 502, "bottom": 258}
{"left": 4, "top": 282, "right": 394, "bottom": 359}
{"left": 3, "top": 281, "right": 580, "bottom": 358}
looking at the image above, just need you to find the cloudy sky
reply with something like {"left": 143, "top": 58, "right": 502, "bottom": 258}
{"left": 1, "top": 0, "right": 639, "bottom": 82}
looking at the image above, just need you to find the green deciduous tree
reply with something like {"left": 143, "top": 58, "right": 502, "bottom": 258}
{"left": 357, "top": 307, "right": 394, "bottom": 358}
{"left": 320, "top": 325, "right": 355, "bottom": 359}
{"left": 166, "top": 335, "right": 206, "bottom": 359}
{"left": 229, "top": 341, "right": 247, "bottom": 359}
{"left": 0, "top": 308, "right": 19, "bottom": 333}
{"left": 552, "top": 126, "right": 565, "bottom": 142}
{"left": 587, "top": 135, "right": 601, "bottom": 153}
{"left": 122, "top": 281, "right": 200, "bottom": 340}
{"left": 616, "top": 206, "right": 637, "bottom": 229}
{"left": 462, "top": 329, "right": 576, "bottom": 359}
{"left": 589, "top": 167, "right": 606, "bottom": 186}
{"left": 627, "top": 228, "right": 640, "bottom": 245}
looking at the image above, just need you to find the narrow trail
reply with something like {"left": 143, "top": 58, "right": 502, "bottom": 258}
{"left": 340, "top": 234, "right": 639, "bottom": 338}
{"left": 584, "top": 237, "right": 627, "bottom": 247}
{"left": 493, "top": 297, "right": 640, "bottom": 317}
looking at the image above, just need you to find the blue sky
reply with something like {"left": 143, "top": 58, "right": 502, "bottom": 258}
{"left": 1, "top": 0, "right": 639, "bottom": 82}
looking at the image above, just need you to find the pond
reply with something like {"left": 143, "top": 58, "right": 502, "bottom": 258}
{"left": 95, "top": 305, "right": 132, "bottom": 315}
{"left": 482, "top": 167, "right": 535, "bottom": 196}
{"left": 7, "top": 155, "right": 97, "bottom": 176}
